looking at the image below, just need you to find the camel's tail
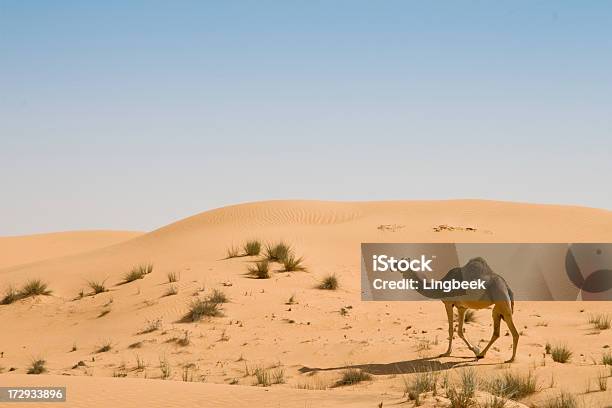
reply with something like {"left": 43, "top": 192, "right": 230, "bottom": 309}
{"left": 508, "top": 287, "right": 514, "bottom": 313}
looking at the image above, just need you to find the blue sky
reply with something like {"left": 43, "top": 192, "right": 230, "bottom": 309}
{"left": 1, "top": 1, "right": 611, "bottom": 234}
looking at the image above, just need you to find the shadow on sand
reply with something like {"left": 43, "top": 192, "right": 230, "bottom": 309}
{"left": 299, "top": 356, "right": 480, "bottom": 376}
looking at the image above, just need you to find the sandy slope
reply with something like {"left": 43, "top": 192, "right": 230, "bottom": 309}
{"left": 0, "top": 200, "right": 611, "bottom": 407}
{"left": 0, "top": 231, "right": 142, "bottom": 269}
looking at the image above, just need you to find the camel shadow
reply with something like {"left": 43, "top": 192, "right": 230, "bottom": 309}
{"left": 299, "top": 356, "right": 477, "bottom": 376}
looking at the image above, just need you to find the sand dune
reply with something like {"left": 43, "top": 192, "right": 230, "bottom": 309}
{"left": 1, "top": 200, "right": 611, "bottom": 407}
{"left": 0, "top": 230, "right": 142, "bottom": 270}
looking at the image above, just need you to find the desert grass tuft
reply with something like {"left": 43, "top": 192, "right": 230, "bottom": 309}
{"left": 163, "top": 285, "right": 178, "bottom": 297}
{"left": 87, "top": 279, "right": 107, "bottom": 294}
{"left": 597, "top": 371, "right": 608, "bottom": 391}
{"left": 208, "top": 288, "right": 228, "bottom": 304}
{"left": 588, "top": 313, "right": 611, "bottom": 330}
{"left": 166, "top": 271, "right": 180, "bottom": 283}
{"left": 550, "top": 344, "right": 572, "bottom": 363}
{"left": 541, "top": 392, "right": 578, "bottom": 408}
{"left": 404, "top": 369, "right": 439, "bottom": 405}
{"left": 159, "top": 355, "right": 172, "bottom": 379}
{"left": 243, "top": 240, "right": 261, "bottom": 256}
{"left": 27, "top": 359, "right": 47, "bottom": 375}
{"left": 282, "top": 254, "right": 306, "bottom": 272}
{"left": 334, "top": 368, "right": 372, "bottom": 387}
{"left": 247, "top": 260, "right": 271, "bottom": 279}
{"left": 265, "top": 242, "right": 291, "bottom": 262}
{"left": 464, "top": 309, "right": 476, "bottom": 323}
{"left": 18, "top": 279, "right": 52, "bottom": 297}
{"left": 446, "top": 368, "right": 478, "bottom": 408}
{"left": 97, "top": 340, "right": 112, "bottom": 353}
{"left": 182, "top": 298, "right": 222, "bottom": 322}
{"left": 226, "top": 245, "right": 240, "bottom": 259}
{"left": 0, "top": 286, "right": 19, "bottom": 305}
{"left": 122, "top": 263, "right": 153, "bottom": 284}
{"left": 487, "top": 370, "right": 537, "bottom": 399}
{"left": 177, "top": 330, "right": 191, "bottom": 346}
{"left": 603, "top": 351, "right": 612, "bottom": 365}
{"left": 253, "top": 366, "right": 285, "bottom": 386}
{"left": 139, "top": 318, "right": 162, "bottom": 334}
{"left": 318, "top": 273, "right": 339, "bottom": 290}
{"left": 2, "top": 280, "right": 52, "bottom": 304}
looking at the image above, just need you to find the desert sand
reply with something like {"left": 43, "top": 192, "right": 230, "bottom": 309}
{"left": 1, "top": 200, "right": 611, "bottom": 407}
{"left": 0, "top": 231, "right": 142, "bottom": 270}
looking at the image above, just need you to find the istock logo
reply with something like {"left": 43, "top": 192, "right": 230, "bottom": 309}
{"left": 372, "top": 254, "right": 434, "bottom": 272}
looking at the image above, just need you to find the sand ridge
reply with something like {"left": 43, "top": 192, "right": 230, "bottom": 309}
{"left": 0, "top": 230, "right": 143, "bottom": 270}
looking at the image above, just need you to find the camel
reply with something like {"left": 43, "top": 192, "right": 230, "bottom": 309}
{"left": 401, "top": 257, "right": 519, "bottom": 363}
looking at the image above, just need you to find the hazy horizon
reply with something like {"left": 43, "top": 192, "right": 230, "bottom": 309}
{"left": 2, "top": 2, "right": 611, "bottom": 235}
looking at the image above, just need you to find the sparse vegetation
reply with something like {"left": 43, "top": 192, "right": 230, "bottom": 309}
{"left": 139, "top": 318, "right": 162, "bottom": 334}
{"left": 603, "top": 351, "right": 612, "bottom": 365}
{"left": 550, "top": 344, "right": 572, "bottom": 363}
{"left": 97, "top": 340, "right": 112, "bottom": 353}
{"left": 27, "top": 359, "right": 46, "bottom": 374}
{"left": 272, "top": 367, "right": 285, "bottom": 384}
{"left": 182, "top": 298, "right": 222, "bottom": 322}
{"left": 487, "top": 371, "right": 537, "bottom": 399}
{"left": 282, "top": 254, "right": 306, "bottom": 272}
{"left": 177, "top": 330, "right": 191, "bottom": 346}
{"left": 296, "top": 376, "right": 328, "bottom": 390}
{"left": 254, "top": 367, "right": 271, "bottom": 386}
{"left": 1, "top": 286, "right": 19, "bottom": 305}
{"left": 113, "top": 367, "right": 128, "bottom": 377}
{"left": 135, "top": 355, "right": 146, "bottom": 370}
{"left": 123, "top": 264, "right": 153, "bottom": 283}
{"left": 19, "top": 279, "right": 52, "bottom": 297}
{"left": 87, "top": 279, "right": 107, "bottom": 294}
{"left": 446, "top": 368, "right": 478, "bottom": 408}
{"left": 167, "top": 271, "right": 180, "bottom": 283}
{"left": 318, "top": 273, "right": 339, "bottom": 290}
{"left": 163, "top": 285, "right": 178, "bottom": 297}
{"left": 248, "top": 260, "right": 271, "bottom": 279}
{"left": 128, "top": 341, "right": 143, "bottom": 349}
{"left": 208, "top": 288, "right": 228, "bottom": 304}
{"left": 159, "top": 355, "right": 172, "bottom": 379}
{"left": 404, "top": 370, "right": 439, "bottom": 405}
{"left": 480, "top": 397, "right": 507, "bottom": 408}
{"left": 464, "top": 309, "right": 476, "bottom": 323}
{"left": 597, "top": 371, "right": 608, "bottom": 391}
{"left": 253, "top": 366, "right": 286, "bottom": 386}
{"left": 588, "top": 313, "right": 611, "bottom": 330}
{"left": 182, "top": 364, "right": 196, "bottom": 382}
{"left": 265, "top": 242, "right": 291, "bottom": 262}
{"left": 1, "top": 280, "right": 52, "bottom": 304}
{"left": 243, "top": 240, "right": 261, "bottom": 256}
{"left": 540, "top": 392, "right": 578, "bottom": 408}
{"left": 226, "top": 245, "right": 240, "bottom": 259}
{"left": 334, "top": 368, "right": 372, "bottom": 387}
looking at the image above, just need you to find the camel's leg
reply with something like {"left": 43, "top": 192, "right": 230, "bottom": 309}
{"left": 477, "top": 306, "right": 502, "bottom": 359}
{"left": 457, "top": 307, "right": 479, "bottom": 357}
{"left": 439, "top": 303, "right": 454, "bottom": 357}
{"left": 503, "top": 309, "right": 520, "bottom": 363}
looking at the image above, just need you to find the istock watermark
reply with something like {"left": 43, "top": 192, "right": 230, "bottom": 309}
{"left": 361, "top": 243, "right": 612, "bottom": 301}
